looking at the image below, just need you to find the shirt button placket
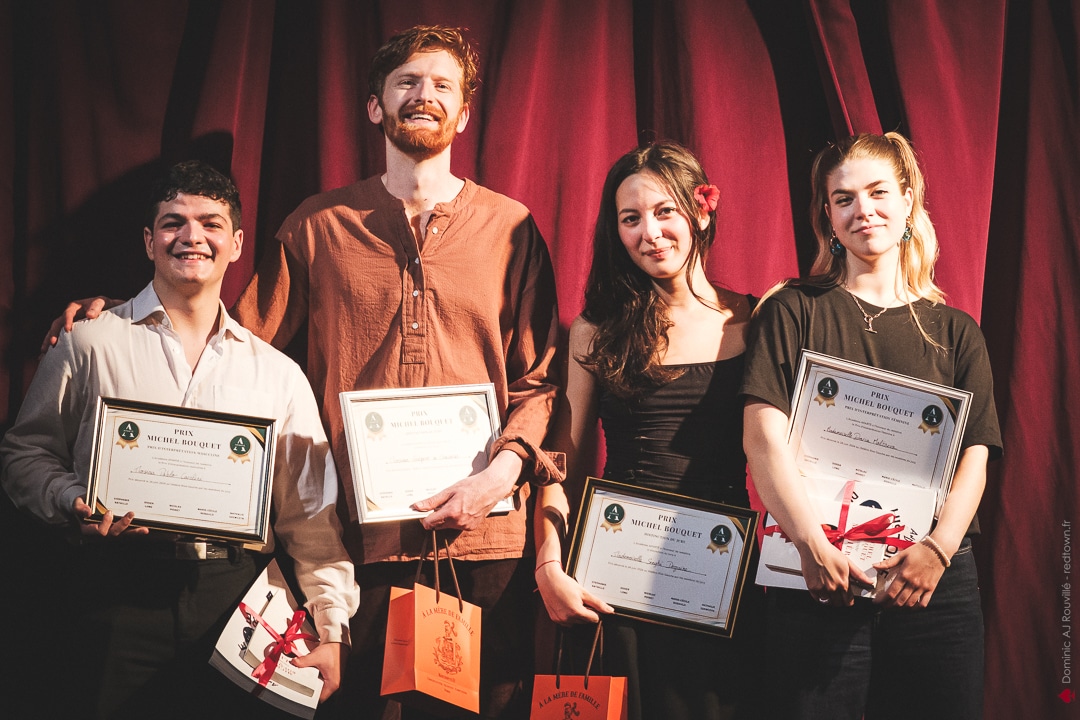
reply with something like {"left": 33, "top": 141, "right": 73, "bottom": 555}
{"left": 403, "top": 250, "right": 424, "bottom": 364}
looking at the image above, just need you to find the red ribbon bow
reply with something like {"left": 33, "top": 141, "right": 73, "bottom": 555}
{"left": 822, "top": 480, "right": 914, "bottom": 551}
{"left": 238, "top": 603, "right": 317, "bottom": 686}
{"left": 763, "top": 480, "right": 915, "bottom": 552}
{"left": 822, "top": 513, "right": 913, "bottom": 549}
{"left": 693, "top": 184, "right": 720, "bottom": 212}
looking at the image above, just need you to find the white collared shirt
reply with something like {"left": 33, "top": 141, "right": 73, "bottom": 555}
{"left": 1, "top": 283, "right": 358, "bottom": 642}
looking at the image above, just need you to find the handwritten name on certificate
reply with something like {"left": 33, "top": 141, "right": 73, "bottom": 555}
{"left": 339, "top": 384, "right": 509, "bottom": 522}
{"left": 92, "top": 403, "right": 271, "bottom": 541}
{"left": 569, "top": 481, "right": 756, "bottom": 636}
{"left": 789, "top": 352, "right": 971, "bottom": 514}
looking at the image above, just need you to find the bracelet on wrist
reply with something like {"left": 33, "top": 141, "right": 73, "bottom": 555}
{"left": 921, "top": 536, "right": 951, "bottom": 568}
{"left": 534, "top": 558, "right": 562, "bottom": 575}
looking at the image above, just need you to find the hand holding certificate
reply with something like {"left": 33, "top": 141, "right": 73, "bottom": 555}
{"left": 211, "top": 559, "right": 324, "bottom": 718}
{"left": 86, "top": 397, "right": 276, "bottom": 544}
{"left": 339, "top": 384, "right": 513, "bottom": 523}
{"left": 566, "top": 479, "right": 758, "bottom": 637}
{"left": 758, "top": 476, "right": 935, "bottom": 597}
{"left": 755, "top": 352, "right": 972, "bottom": 594}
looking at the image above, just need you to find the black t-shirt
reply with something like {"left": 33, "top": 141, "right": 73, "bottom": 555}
{"left": 740, "top": 284, "right": 1002, "bottom": 460}
{"left": 740, "top": 285, "right": 1002, "bottom": 535}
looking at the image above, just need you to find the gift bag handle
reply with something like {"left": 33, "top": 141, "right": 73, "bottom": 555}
{"left": 553, "top": 621, "right": 604, "bottom": 690}
{"left": 414, "top": 530, "right": 465, "bottom": 613}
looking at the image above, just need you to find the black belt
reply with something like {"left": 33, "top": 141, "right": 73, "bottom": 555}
{"left": 92, "top": 538, "right": 249, "bottom": 562}
{"left": 171, "top": 540, "right": 245, "bottom": 561}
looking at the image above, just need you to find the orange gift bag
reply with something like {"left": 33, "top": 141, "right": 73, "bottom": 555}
{"left": 381, "top": 531, "right": 482, "bottom": 716}
{"left": 530, "top": 622, "right": 628, "bottom": 720}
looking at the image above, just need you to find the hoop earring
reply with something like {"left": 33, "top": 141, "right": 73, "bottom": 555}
{"left": 901, "top": 224, "right": 912, "bottom": 242}
{"left": 829, "top": 234, "right": 845, "bottom": 256}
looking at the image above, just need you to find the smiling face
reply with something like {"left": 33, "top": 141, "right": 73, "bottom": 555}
{"left": 615, "top": 172, "right": 707, "bottom": 283}
{"left": 144, "top": 192, "right": 242, "bottom": 296}
{"left": 825, "top": 156, "right": 913, "bottom": 268}
{"left": 368, "top": 50, "right": 470, "bottom": 159}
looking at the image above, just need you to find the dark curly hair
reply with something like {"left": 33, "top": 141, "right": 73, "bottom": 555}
{"left": 145, "top": 160, "right": 241, "bottom": 231}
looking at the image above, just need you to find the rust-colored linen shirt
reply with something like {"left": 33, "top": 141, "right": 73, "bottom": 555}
{"left": 234, "top": 176, "right": 560, "bottom": 563}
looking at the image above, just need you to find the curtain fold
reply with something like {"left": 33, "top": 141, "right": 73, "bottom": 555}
{"left": 475, "top": 0, "right": 638, "bottom": 323}
{"left": 3, "top": 1, "right": 1078, "bottom": 717}
{"left": 649, "top": 0, "right": 802, "bottom": 293}
{"left": 806, "top": 0, "right": 881, "bottom": 136}
{"left": 981, "top": 1, "right": 1080, "bottom": 716}
{"left": 886, "top": 0, "right": 1007, "bottom": 319}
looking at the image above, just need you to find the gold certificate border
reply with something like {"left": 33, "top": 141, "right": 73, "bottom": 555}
{"left": 338, "top": 383, "right": 507, "bottom": 524}
{"left": 87, "top": 396, "right": 277, "bottom": 544}
{"left": 566, "top": 477, "right": 759, "bottom": 638}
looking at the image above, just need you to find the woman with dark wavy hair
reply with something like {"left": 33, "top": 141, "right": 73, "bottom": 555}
{"left": 534, "top": 141, "right": 761, "bottom": 720}
{"left": 742, "top": 132, "right": 1002, "bottom": 719}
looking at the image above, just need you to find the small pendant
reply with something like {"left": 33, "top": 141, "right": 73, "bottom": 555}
{"left": 846, "top": 288, "right": 889, "bottom": 334}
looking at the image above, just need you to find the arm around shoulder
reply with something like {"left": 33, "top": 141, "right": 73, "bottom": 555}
{"left": 41, "top": 296, "right": 123, "bottom": 353}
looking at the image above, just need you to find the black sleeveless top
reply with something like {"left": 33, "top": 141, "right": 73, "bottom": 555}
{"left": 599, "top": 355, "right": 750, "bottom": 507}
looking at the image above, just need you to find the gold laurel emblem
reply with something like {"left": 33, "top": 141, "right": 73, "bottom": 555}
{"left": 364, "top": 412, "right": 384, "bottom": 440}
{"left": 459, "top": 404, "right": 481, "bottom": 434}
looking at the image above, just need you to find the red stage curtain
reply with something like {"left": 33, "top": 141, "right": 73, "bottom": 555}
{"left": 3, "top": 1, "right": 1078, "bottom": 717}
{"left": 979, "top": 0, "right": 1080, "bottom": 715}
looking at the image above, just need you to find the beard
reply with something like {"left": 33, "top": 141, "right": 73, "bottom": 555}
{"left": 383, "top": 102, "right": 460, "bottom": 159}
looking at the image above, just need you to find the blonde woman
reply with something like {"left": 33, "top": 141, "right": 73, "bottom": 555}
{"left": 741, "top": 132, "right": 1002, "bottom": 720}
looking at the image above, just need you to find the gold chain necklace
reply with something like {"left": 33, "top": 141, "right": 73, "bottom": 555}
{"left": 845, "top": 289, "right": 890, "bottom": 333}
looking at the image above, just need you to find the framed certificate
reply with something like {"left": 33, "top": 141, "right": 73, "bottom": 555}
{"left": 339, "top": 384, "right": 512, "bottom": 523}
{"left": 86, "top": 397, "right": 277, "bottom": 544}
{"left": 787, "top": 351, "right": 972, "bottom": 516}
{"left": 566, "top": 478, "right": 759, "bottom": 637}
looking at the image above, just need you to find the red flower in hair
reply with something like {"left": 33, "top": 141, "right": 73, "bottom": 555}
{"left": 694, "top": 184, "right": 720, "bottom": 213}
